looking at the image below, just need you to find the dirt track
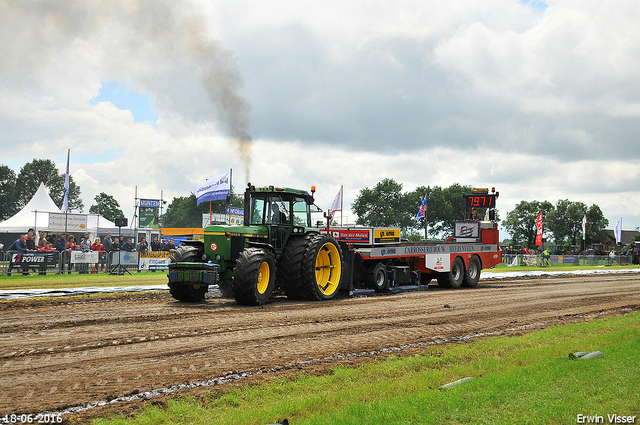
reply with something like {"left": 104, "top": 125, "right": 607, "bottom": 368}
{"left": 1, "top": 273, "right": 639, "bottom": 421}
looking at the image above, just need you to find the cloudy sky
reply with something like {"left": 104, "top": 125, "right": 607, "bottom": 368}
{"left": 1, "top": 0, "right": 639, "bottom": 236}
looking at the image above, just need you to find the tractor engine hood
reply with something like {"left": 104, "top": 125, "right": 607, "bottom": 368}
{"left": 204, "top": 224, "right": 269, "bottom": 238}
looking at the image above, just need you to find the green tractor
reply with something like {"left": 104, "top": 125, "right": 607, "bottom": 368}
{"left": 167, "top": 183, "right": 344, "bottom": 305}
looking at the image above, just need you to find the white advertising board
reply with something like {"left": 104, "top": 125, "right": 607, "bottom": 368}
{"left": 48, "top": 213, "right": 89, "bottom": 232}
{"left": 70, "top": 251, "right": 99, "bottom": 264}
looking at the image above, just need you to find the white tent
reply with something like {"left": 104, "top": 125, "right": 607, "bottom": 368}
{"left": 0, "top": 182, "right": 121, "bottom": 235}
{"left": 0, "top": 183, "right": 61, "bottom": 232}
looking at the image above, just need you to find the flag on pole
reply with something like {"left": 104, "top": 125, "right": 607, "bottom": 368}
{"left": 415, "top": 195, "right": 427, "bottom": 221}
{"left": 582, "top": 215, "right": 587, "bottom": 240}
{"left": 195, "top": 171, "right": 231, "bottom": 206}
{"left": 614, "top": 218, "right": 622, "bottom": 245}
{"left": 61, "top": 149, "right": 70, "bottom": 212}
{"left": 535, "top": 211, "right": 543, "bottom": 246}
{"left": 329, "top": 186, "right": 342, "bottom": 218}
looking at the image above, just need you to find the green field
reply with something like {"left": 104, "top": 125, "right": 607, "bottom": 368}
{"left": 0, "top": 271, "right": 168, "bottom": 291}
{"left": 89, "top": 310, "right": 640, "bottom": 425}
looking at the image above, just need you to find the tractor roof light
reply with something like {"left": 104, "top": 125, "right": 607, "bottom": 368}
{"left": 311, "top": 186, "right": 316, "bottom": 194}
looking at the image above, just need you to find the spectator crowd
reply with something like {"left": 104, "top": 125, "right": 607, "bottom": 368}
{"left": 3, "top": 229, "right": 181, "bottom": 274}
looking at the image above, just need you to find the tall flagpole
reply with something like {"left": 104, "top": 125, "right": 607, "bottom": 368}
{"left": 228, "top": 168, "right": 232, "bottom": 225}
{"left": 340, "top": 185, "right": 343, "bottom": 226}
{"left": 425, "top": 196, "right": 428, "bottom": 240}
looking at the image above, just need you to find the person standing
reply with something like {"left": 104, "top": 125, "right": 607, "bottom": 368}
{"left": 56, "top": 233, "right": 67, "bottom": 273}
{"left": 79, "top": 234, "right": 91, "bottom": 274}
{"left": 25, "top": 228, "right": 37, "bottom": 251}
{"left": 122, "top": 237, "right": 136, "bottom": 252}
{"left": 8, "top": 235, "right": 29, "bottom": 275}
{"left": 8, "top": 235, "right": 28, "bottom": 253}
{"left": 92, "top": 237, "right": 106, "bottom": 271}
{"left": 37, "top": 230, "right": 47, "bottom": 249}
{"left": 136, "top": 237, "right": 148, "bottom": 254}
{"left": 56, "top": 234, "right": 67, "bottom": 252}
{"left": 103, "top": 232, "right": 113, "bottom": 271}
{"left": 162, "top": 238, "right": 176, "bottom": 252}
{"left": 66, "top": 235, "right": 78, "bottom": 273}
{"left": 111, "top": 236, "right": 121, "bottom": 252}
{"left": 150, "top": 235, "right": 162, "bottom": 251}
{"left": 541, "top": 247, "right": 550, "bottom": 267}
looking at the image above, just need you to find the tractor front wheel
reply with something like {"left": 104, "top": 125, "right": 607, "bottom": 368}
{"left": 168, "top": 244, "right": 208, "bottom": 302}
{"left": 232, "top": 248, "right": 276, "bottom": 305}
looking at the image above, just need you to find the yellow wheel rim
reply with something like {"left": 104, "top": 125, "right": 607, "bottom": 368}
{"left": 315, "top": 242, "right": 342, "bottom": 296}
{"left": 257, "top": 260, "right": 270, "bottom": 294}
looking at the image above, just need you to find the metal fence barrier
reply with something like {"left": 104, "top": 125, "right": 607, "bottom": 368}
{"left": 0, "top": 250, "right": 154, "bottom": 276}
{"left": 502, "top": 253, "right": 638, "bottom": 267}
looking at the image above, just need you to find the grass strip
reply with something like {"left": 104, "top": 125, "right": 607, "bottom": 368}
{"left": 0, "top": 272, "right": 167, "bottom": 290}
{"left": 489, "top": 263, "right": 639, "bottom": 272}
{"left": 90, "top": 311, "right": 640, "bottom": 425}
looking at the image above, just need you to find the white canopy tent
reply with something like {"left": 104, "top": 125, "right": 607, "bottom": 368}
{"left": 0, "top": 182, "right": 123, "bottom": 235}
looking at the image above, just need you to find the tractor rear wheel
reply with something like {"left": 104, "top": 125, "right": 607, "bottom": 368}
{"left": 463, "top": 255, "right": 481, "bottom": 287}
{"left": 168, "top": 245, "right": 209, "bottom": 302}
{"left": 232, "top": 248, "right": 276, "bottom": 305}
{"left": 278, "top": 235, "right": 314, "bottom": 300}
{"left": 300, "top": 234, "right": 343, "bottom": 301}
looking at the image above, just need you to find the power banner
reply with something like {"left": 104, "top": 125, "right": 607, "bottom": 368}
{"left": 139, "top": 199, "right": 161, "bottom": 228}
{"left": 9, "top": 252, "right": 58, "bottom": 273}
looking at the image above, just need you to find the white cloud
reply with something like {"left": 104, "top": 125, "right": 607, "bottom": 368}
{"left": 1, "top": 0, "right": 639, "bottom": 236}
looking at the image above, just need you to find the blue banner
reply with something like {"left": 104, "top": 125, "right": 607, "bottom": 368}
{"left": 196, "top": 171, "right": 231, "bottom": 205}
{"left": 140, "top": 199, "right": 161, "bottom": 208}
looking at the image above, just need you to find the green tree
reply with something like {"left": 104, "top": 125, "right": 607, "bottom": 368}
{"left": 503, "top": 200, "right": 554, "bottom": 248}
{"left": 411, "top": 184, "right": 476, "bottom": 238}
{"left": 0, "top": 164, "right": 17, "bottom": 220}
{"left": 162, "top": 185, "right": 250, "bottom": 228}
{"left": 162, "top": 194, "right": 207, "bottom": 228}
{"left": 351, "top": 178, "right": 416, "bottom": 230}
{"left": 585, "top": 204, "right": 609, "bottom": 245}
{"left": 15, "top": 159, "right": 83, "bottom": 212}
{"left": 89, "top": 193, "right": 124, "bottom": 222}
{"left": 546, "top": 199, "right": 593, "bottom": 246}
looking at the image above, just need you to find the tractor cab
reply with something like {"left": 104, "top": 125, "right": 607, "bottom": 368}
{"left": 244, "top": 183, "right": 316, "bottom": 251}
